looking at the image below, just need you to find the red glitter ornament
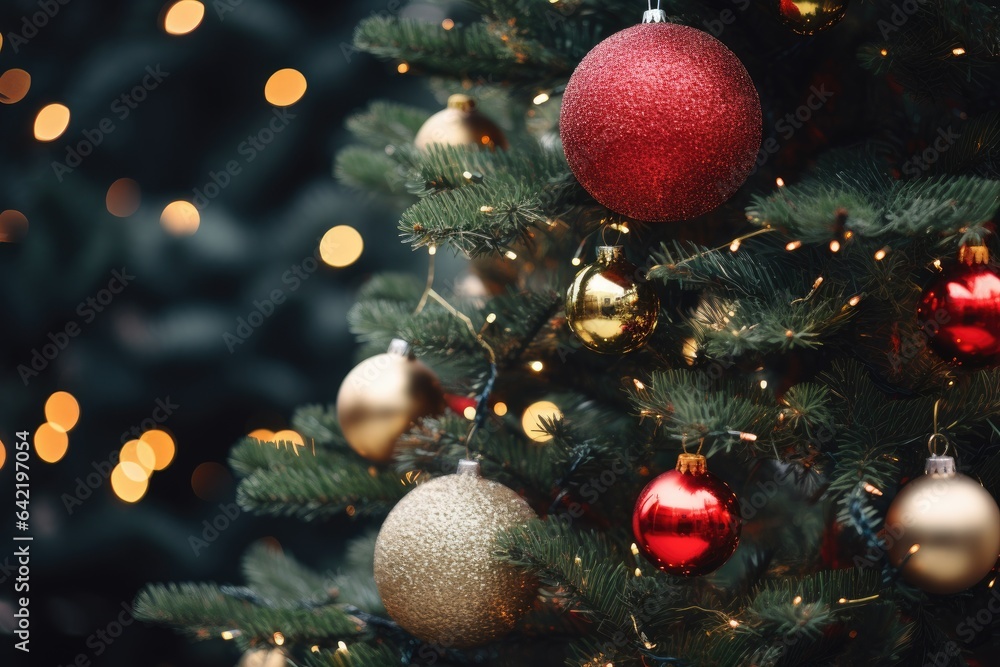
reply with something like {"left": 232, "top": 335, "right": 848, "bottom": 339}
{"left": 917, "top": 245, "right": 1000, "bottom": 367}
{"left": 632, "top": 452, "right": 741, "bottom": 576}
{"left": 560, "top": 16, "right": 761, "bottom": 222}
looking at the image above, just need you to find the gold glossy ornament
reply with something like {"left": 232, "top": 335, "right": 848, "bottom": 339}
{"left": 336, "top": 339, "right": 445, "bottom": 463}
{"left": 414, "top": 94, "right": 508, "bottom": 151}
{"left": 239, "top": 649, "right": 286, "bottom": 667}
{"left": 565, "top": 245, "right": 659, "bottom": 354}
{"left": 374, "top": 460, "right": 537, "bottom": 647}
{"left": 885, "top": 452, "right": 1000, "bottom": 594}
{"left": 776, "top": 0, "right": 848, "bottom": 35}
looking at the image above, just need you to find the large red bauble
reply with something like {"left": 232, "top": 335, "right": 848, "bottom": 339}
{"left": 632, "top": 454, "right": 741, "bottom": 576}
{"left": 916, "top": 263, "right": 1000, "bottom": 367}
{"left": 560, "top": 22, "right": 761, "bottom": 222}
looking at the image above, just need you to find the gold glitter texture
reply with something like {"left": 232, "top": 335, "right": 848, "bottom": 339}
{"left": 374, "top": 460, "right": 537, "bottom": 647}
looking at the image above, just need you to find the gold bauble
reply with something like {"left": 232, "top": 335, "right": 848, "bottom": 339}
{"left": 565, "top": 245, "right": 659, "bottom": 354}
{"left": 239, "top": 649, "right": 286, "bottom": 667}
{"left": 374, "top": 460, "right": 537, "bottom": 647}
{"left": 776, "top": 0, "right": 848, "bottom": 35}
{"left": 336, "top": 339, "right": 445, "bottom": 463}
{"left": 414, "top": 94, "right": 509, "bottom": 151}
{"left": 885, "top": 455, "right": 1000, "bottom": 594}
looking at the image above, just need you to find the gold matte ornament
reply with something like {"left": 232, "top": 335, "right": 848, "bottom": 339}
{"left": 884, "top": 453, "right": 1000, "bottom": 594}
{"left": 566, "top": 245, "right": 659, "bottom": 354}
{"left": 414, "top": 94, "right": 509, "bottom": 151}
{"left": 374, "top": 460, "right": 537, "bottom": 647}
{"left": 336, "top": 340, "right": 445, "bottom": 463}
{"left": 776, "top": 0, "right": 848, "bottom": 35}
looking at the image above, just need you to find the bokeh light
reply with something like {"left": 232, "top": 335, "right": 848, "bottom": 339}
{"left": 191, "top": 461, "right": 233, "bottom": 501}
{"left": 0, "top": 69, "right": 31, "bottom": 105}
{"left": 0, "top": 210, "right": 29, "bottom": 243}
{"left": 163, "top": 0, "right": 205, "bottom": 35}
{"left": 161, "top": 200, "right": 200, "bottom": 235}
{"left": 272, "top": 429, "right": 304, "bottom": 447}
{"left": 119, "top": 460, "right": 150, "bottom": 483}
{"left": 319, "top": 225, "right": 364, "bottom": 268}
{"left": 493, "top": 402, "right": 508, "bottom": 416}
{"left": 248, "top": 428, "right": 275, "bottom": 441}
{"left": 35, "top": 423, "right": 70, "bottom": 463}
{"left": 120, "top": 439, "right": 156, "bottom": 479}
{"left": 111, "top": 463, "right": 148, "bottom": 503}
{"left": 521, "top": 400, "right": 562, "bottom": 443}
{"left": 0, "top": 438, "right": 6, "bottom": 471}
{"left": 264, "top": 69, "right": 307, "bottom": 107}
{"left": 45, "top": 391, "right": 80, "bottom": 432}
{"left": 34, "top": 103, "right": 71, "bottom": 141}
{"left": 140, "top": 429, "right": 176, "bottom": 470}
{"left": 106, "top": 178, "right": 141, "bottom": 217}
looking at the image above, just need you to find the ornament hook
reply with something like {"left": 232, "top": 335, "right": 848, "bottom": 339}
{"left": 928, "top": 399, "right": 950, "bottom": 456}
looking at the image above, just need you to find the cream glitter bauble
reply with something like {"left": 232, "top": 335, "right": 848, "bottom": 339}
{"left": 885, "top": 454, "right": 1000, "bottom": 594}
{"left": 374, "top": 460, "right": 537, "bottom": 647}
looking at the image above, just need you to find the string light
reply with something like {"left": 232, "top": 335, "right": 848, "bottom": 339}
{"left": 848, "top": 295, "right": 862, "bottom": 307}
{"left": 728, "top": 619, "right": 740, "bottom": 628}
{"left": 874, "top": 247, "right": 889, "bottom": 261}
{"left": 529, "top": 360, "right": 544, "bottom": 372}
{"left": 776, "top": 177, "right": 785, "bottom": 187}
{"left": 463, "top": 406, "right": 477, "bottom": 421}
{"left": 397, "top": 62, "right": 409, "bottom": 73}
{"left": 608, "top": 222, "right": 630, "bottom": 234}
{"left": 428, "top": 244, "right": 437, "bottom": 256}
{"left": 504, "top": 249, "right": 518, "bottom": 260}
{"left": 880, "top": 48, "right": 888, "bottom": 57}
{"left": 480, "top": 205, "right": 494, "bottom": 213}
{"left": 273, "top": 632, "right": 285, "bottom": 646}
{"left": 952, "top": 46, "right": 966, "bottom": 56}
{"left": 221, "top": 630, "right": 241, "bottom": 640}
{"left": 634, "top": 567, "right": 642, "bottom": 577}
{"left": 729, "top": 239, "right": 741, "bottom": 252}
{"left": 337, "top": 641, "right": 349, "bottom": 654}
{"left": 441, "top": 18, "right": 455, "bottom": 30}
{"left": 759, "top": 380, "right": 768, "bottom": 389}
{"left": 486, "top": 312, "right": 497, "bottom": 323}
{"left": 829, "top": 239, "right": 841, "bottom": 252}
{"left": 630, "top": 543, "right": 640, "bottom": 556}
{"left": 462, "top": 170, "right": 473, "bottom": 179}
{"left": 532, "top": 92, "right": 550, "bottom": 105}
{"left": 932, "top": 259, "right": 942, "bottom": 270}
{"left": 863, "top": 482, "right": 883, "bottom": 496}
{"left": 785, "top": 240, "right": 802, "bottom": 251}
{"left": 264, "top": 68, "right": 308, "bottom": 107}
{"left": 493, "top": 401, "right": 508, "bottom": 416}
{"left": 633, "top": 378, "right": 645, "bottom": 390}
{"left": 571, "top": 257, "right": 582, "bottom": 266}
{"left": 908, "top": 544, "right": 920, "bottom": 555}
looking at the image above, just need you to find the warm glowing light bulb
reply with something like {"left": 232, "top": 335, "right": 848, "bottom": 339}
{"left": 785, "top": 240, "right": 802, "bottom": 251}
{"left": 775, "top": 177, "right": 785, "bottom": 187}
{"left": 952, "top": 47, "right": 966, "bottom": 56}
{"left": 504, "top": 250, "right": 518, "bottom": 260}
{"left": 533, "top": 93, "right": 550, "bottom": 105}
{"left": 521, "top": 400, "right": 562, "bottom": 443}
{"left": 880, "top": 48, "right": 888, "bottom": 56}
{"left": 265, "top": 68, "right": 307, "bottom": 106}
{"left": 874, "top": 247, "right": 888, "bottom": 261}
{"left": 34, "top": 103, "right": 71, "bottom": 141}
{"left": 493, "top": 402, "right": 508, "bottom": 416}
{"left": 397, "top": 62, "right": 410, "bottom": 74}
{"left": 730, "top": 239, "right": 741, "bottom": 252}
{"left": 759, "top": 380, "right": 768, "bottom": 389}
{"left": 35, "top": 423, "right": 69, "bottom": 463}
{"left": 529, "top": 360, "right": 544, "bottom": 372}
{"left": 111, "top": 463, "right": 149, "bottom": 502}
{"left": 319, "top": 225, "right": 364, "bottom": 268}
{"left": 140, "top": 429, "right": 176, "bottom": 470}
{"left": 163, "top": 1, "right": 205, "bottom": 35}
{"left": 273, "top": 632, "right": 285, "bottom": 646}
{"left": 160, "top": 201, "right": 200, "bottom": 235}
{"left": 463, "top": 406, "right": 477, "bottom": 421}
{"left": 571, "top": 257, "right": 582, "bottom": 266}
{"left": 829, "top": 239, "right": 841, "bottom": 252}
{"left": 486, "top": 312, "right": 497, "bottom": 323}
{"left": 441, "top": 18, "right": 455, "bottom": 30}
{"left": 45, "top": 391, "right": 80, "bottom": 431}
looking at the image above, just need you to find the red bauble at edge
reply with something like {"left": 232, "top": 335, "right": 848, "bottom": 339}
{"left": 560, "top": 21, "right": 761, "bottom": 222}
{"left": 632, "top": 453, "right": 741, "bottom": 576}
{"left": 917, "top": 260, "right": 1000, "bottom": 367}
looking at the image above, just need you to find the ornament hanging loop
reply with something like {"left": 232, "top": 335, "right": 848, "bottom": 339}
{"left": 927, "top": 433, "right": 950, "bottom": 457}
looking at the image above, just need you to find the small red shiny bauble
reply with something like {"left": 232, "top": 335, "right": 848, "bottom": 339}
{"left": 632, "top": 453, "right": 741, "bottom": 576}
{"left": 916, "top": 253, "right": 1000, "bottom": 367}
{"left": 560, "top": 19, "right": 761, "bottom": 222}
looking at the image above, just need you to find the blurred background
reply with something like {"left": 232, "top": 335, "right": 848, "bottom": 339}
{"left": 0, "top": 1, "right": 467, "bottom": 664}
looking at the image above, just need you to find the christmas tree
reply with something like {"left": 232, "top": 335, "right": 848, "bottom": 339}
{"left": 137, "top": 1, "right": 1000, "bottom": 665}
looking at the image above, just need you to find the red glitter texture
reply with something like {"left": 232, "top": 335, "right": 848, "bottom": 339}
{"left": 560, "top": 23, "right": 762, "bottom": 222}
